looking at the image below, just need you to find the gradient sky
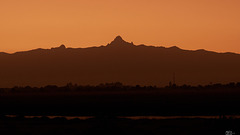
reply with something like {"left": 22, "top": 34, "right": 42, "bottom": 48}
{"left": 1, "top": 0, "right": 240, "bottom": 53}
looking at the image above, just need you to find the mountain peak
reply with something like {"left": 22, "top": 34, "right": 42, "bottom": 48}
{"left": 108, "top": 36, "right": 134, "bottom": 47}
{"left": 114, "top": 35, "right": 124, "bottom": 41}
{"left": 111, "top": 36, "right": 126, "bottom": 44}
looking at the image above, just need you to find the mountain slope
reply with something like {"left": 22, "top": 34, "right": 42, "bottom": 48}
{"left": 0, "top": 36, "right": 240, "bottom": 87}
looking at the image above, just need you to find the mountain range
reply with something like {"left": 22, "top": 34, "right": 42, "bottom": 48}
{"left": 1, "top": 36, "right": 240, "bottom": 87}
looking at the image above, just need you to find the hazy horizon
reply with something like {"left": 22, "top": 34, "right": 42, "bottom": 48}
{"left": 1, "top": 36, "right": 239, "bottom": 55}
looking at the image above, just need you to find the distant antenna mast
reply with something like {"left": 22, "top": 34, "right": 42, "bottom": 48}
{"left": 173, "top": 72, "right": 176, "bottom": 85}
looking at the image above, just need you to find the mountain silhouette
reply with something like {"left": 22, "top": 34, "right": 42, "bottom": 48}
{"left": 107, "top": 36, "right": 134, "bottom": 47}
{"left": 0, "top": 36, "right": 240, "bottom": 87}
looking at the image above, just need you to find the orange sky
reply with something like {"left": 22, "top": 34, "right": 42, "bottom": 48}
{"left": 1, "top": 0, "right": 240, "bottom": 53}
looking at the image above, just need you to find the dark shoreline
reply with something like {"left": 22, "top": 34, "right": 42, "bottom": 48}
{"left": 1, "top": 84, "right": 240, "bottom": 134}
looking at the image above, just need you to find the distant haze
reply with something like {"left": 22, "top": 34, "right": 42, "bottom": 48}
{"left": 1, "top": 0, "right": 240, "bottom": 53}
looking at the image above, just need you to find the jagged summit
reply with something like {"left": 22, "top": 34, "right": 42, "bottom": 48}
{"left": 113, "top": 36, "right": 124, "bottom": 42}
{"left": 107, "top": 36, "right": 134, "bottom": 47}
{"left": 110, "top": 36, "right": 128, "bottom": 44}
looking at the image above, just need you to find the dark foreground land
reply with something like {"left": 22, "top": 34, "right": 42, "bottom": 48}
{"left": 0, "top": 116, "right": 239, "bottom": 135}
{"left": 1, "top": 83, "right": 240, "bottom": 116}
{"left": 1, "top": 83, "right": 240, "bottom": 134}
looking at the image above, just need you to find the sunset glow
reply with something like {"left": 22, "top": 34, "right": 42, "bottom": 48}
{"left": 1, "top": 0, "right": 240, "bottom": 53}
